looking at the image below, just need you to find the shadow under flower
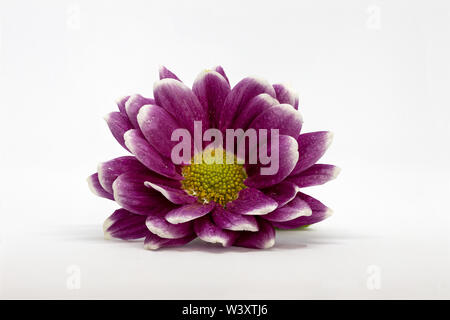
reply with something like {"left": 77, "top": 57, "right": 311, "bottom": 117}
{"left": 45, "top": 223, "right": 375, "bottom": 253}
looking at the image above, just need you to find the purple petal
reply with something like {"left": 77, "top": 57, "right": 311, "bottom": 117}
{"left": 165, "top": 202, "right": 215, "bottom": 224}
{"left": 262, "top": 194, "right": 312, "bottom": 222}
{"left": 103, "top": 209, "right": 148, "bottom": 240}
{"left": 245, "top": 135, "right": 299, "bottom": 189}
{"left": 248, "top": 104, "right": 303, "bottom": 138}
{"left": 192, "top": 70, "right": 230, "bottom": 127}
{"left": 218, "top": 77, "right": 276, "bottom": 131}
{"left": 144, "top": 181, "right": 196, "bottom": 205}
{"left": 145, "top": 214, "right": 193, "bottom": 239}
{"left": 262, "top": 181, "right": 298, "bottom": 207}
{"left": 153, "top": 79, "right": 207, "bottom": 135}
{"left": 97, "top": 156, "right": 148, "bottom": 193}
{"left": 104, "top": 112, "right": 133, "bottom": 151}
{"left": 159, "top": 65, "right": 181, "bottom": 81}
{"left": 193, "top": 216, "right": 238, "bottom": 247}
{"left": 112, "top": 172, "right": 173, "bottom": 215}
{"left": 211, "top": 206, "right": 259, "bottom": 232}
{"left": 87, "top": 173, "right": 114, "bottom": 200}
{"left": 273, "top": 84, "right": 299, "bottom": 109}
{"left": 232, "top": 93, "right": 279, "bottom": 130}
{"left": 144, "top": 232, "right": 196, "bottom": 250}
{"left": 234, "top": 219, "right": 275, "bottom": 249}
{"left": 226, "top": 188, "right": 278, "bottom": 215}
{"left": 124, "top": 129, "right": 181, "bottom": 179}
{"left": 291, "top": 131, "right": 334, "bottom": 176}
{"left": 214, "top": 65, "right": 230, "bottom": 85}
{"left": 116, "top": 95, "right": 130, "bottom": 115}
{"left": 271, "top": 192, "right": 332, "bottom": 229}
{"left": 137, "top": 104, "right": 182, "bottom": 158}
{"left": 125, "top": 94, "right": 155, "bottom": 128}
{"left": 288, "top": 164, "right": 340, "bottom": 188}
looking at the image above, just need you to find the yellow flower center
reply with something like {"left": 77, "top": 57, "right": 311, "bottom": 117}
{"left": 181, "top": 148, "right": 247, "bottom": 207}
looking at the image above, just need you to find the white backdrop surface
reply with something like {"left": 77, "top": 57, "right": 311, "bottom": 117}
{"left": 0, "top": 0, "right": 449, "bottom": 299}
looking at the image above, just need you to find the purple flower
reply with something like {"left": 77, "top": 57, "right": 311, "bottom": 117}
{"left": 87, "top": 66, "right": 339, "bottom": 250}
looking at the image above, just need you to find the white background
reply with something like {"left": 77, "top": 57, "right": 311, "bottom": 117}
{"left": 0, "top": 0, "right": 449, "bottom": 299}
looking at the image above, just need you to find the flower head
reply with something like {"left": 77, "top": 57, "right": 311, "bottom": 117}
{"left": 87, "top": 66, "right": 339, "bottom": 250}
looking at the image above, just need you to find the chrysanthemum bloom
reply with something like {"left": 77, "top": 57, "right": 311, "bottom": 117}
{"left": 87, "top": 66, "right": 339, "bottom": 250}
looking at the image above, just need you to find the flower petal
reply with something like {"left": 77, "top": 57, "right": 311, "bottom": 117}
{"left": 273, "top": 84, "right": 299, "bottom": 109}
{"left": 116, "top": 95, "right": 130, "bottom": 115}
{"left": 262, "top": 181, "right": 298, "bottom": 207}
{"left": 211, "top": 206, "right": 259, "bottom": 232}
{"left": 192, "top": 70, "right": 230, "bottom": 127}
{"left": 271, "top": 192, "right": 333, "bottom": 229}
{"left": 125, "top": 94, "right": 155, "bottom": 128}
{"left": 144, "top": 181, "right": 196, "bottom": 205}
{"left": 104, "top": 111, "right": 133, "bottom": 151}
{"left": 291, "top": 131, "right": 334, "bottom": 176}
{"left": 159, "top": 65, "right": 181, "bottom": 81}
{"left": 137, "top": 104, "right": 182, "bottom": 158}
{"left": 103, "top": 209, "right": 148, "bottom": 240}
{"left": 218, "top": 77, "right": 276, "bottom": 131}
{"left": 288, "top": 164, "right": 340, "bottom": 188}
{"left": 193, "top": 216, "right": 238, "bottom": 247}
{"left": 165, "top": 202, "right": 215, "bottom": 224}
{"left": 153, "top": 78, "right": 207, "bottom": 134}
{"left": 262, "top": 194, "right": 312, "bottom": 222}
{"left": 245, "top": 135, "right": 299, "bottom": 189}
{"left": 87, "top": 173, "right": 114, "bottom": 200}
{"left": 214, "top": 65, "right": 230, "bottom": 85}
{"left": 144, "top": 232, "right": 196, "bottom": 250}
{"left": 234, "top": 219, "right": 275, "bottom": 249}
{"left": 145, "top": 214, "right": 193, "bottom": 239}
{"left": 124, "top": 129, "right": 181, "bottom": 179}
{"left": 226, "top": 188, "right": 278, "bottom": 215}
{"left": 97, "top": 156, "right": 148, "bottom": 193}
{"left": 248, "top": 103, "right": 303, "bottom": 138}
{"left": 112, "top": 172, "right": 173, "bottom": 215}
{"left": 232, "top": 93, "right": 279, "bottom": 130}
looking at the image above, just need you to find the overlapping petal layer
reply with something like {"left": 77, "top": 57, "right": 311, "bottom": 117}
{"left": 103, "top": 209, "right": 148, "bottom": 240}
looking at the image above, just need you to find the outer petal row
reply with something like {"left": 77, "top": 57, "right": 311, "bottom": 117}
{"left": 194, "top": 216, "right": 238, "bottom": 247}
{"left": 262, "top": 194, "right": 312, "bottom": 222}
{"left": 291, "top": 131, "right": 334, "bottom": 175}
{"left": 124, "top": 129, "right": 181, "bottom": 179}
{"left": 288, "top": 164, "right": 340, "bottom": 188}
{"left": 144, "top": 232, "right": 196, "bottom": 250}
{"left": 273, "top": 83, "right": 299, "bottom": 109}
{"left": 112, "top": 172, "right": 172, "bottom": 215}
{"left": 146, "top": 214, "right": 193, "bottom": 239}
{"left": 234, "top": 219, "right": 275, "bottom": 249}
{"left": 271, "top": 192, "right": 333, "bottom": 229}
{"left": 97, "top": 156, "right": 148, "bottom": 194}
{"left": 104, "top": 112, "right": 133, "bottom": 151}
{"left": 103, "top": 209, "right": 148, "bottom": 240}
{"left": 226, "top": 188, "right": 278, "bottom": 216}
{"left": 87, "top": 173, "right": 113, "bottom": 200}
{"left": 211, "top": 206, "right": 259, "bottom": 232}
